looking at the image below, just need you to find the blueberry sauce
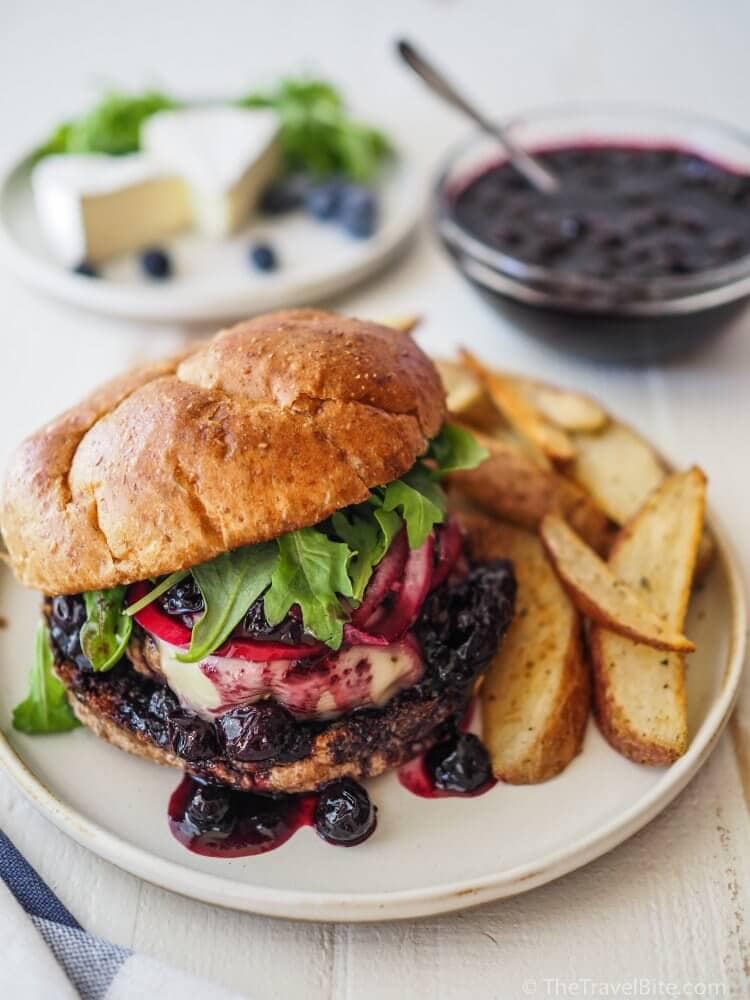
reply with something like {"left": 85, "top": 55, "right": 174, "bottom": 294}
{"left": 168, "top": 775, "right": 376, "bottom": 856}
{"left": 169, "top": 776, "right": 316, "bottom": 857}
{"left": 398, "top": 702, "right": 496, "bottom": 799}
{"left": 452, "top": 144, "right": 750, "bottom": 282}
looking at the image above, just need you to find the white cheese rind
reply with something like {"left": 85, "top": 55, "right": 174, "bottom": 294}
{"left": 31, "top": 153, "right": 191, "bottom": 264}
{"left": 141, "top": 107, "right": 281, "bottom": 237}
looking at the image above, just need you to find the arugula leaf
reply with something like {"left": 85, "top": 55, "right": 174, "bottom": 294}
{"left": 239, "top": 77, "right": 391, "bottom": 181}
{"left": 33, "top": 121, "right": 74, "bottom": 162}
{"left": 178, "top": 543, "right": 278, "bottom": 663}
{"left": 34, "top": 90, "right": 180, "bottom": 161}
{"left": 264, "top": 528, "right": 353, "bottom": 648}
{"left": 331, "top": 507, "right": 402, "bottom": 601}
{"left": 13, "top": 622, "right": 81, "bottom": 735}
{"left": 124, "top": 569, "right": 191, "bottom": 616}
{"left": 377, "top": 465, "right": 446, "bottom": 549}
{"left": 428, "top": 424, "right": 488, "bottom": 477}
{"left": 80, "top": 587, "right": 132, "bottom": 671}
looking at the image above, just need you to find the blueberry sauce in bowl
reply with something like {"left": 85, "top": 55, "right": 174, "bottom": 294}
{"left": 452, "top": 145, "right": 750, "bottom": 282}
{"left": 435, "top": 106, "right": 750, "bottom": 360}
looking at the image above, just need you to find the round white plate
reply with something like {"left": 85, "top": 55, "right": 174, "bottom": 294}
{"left": 0, "top": 512, "right": 745, "bottom": 922}
{"left": 0, "top": 151, "right": 422, "bottom": 323}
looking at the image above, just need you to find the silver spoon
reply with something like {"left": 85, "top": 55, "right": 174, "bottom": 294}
{"left": 397, "top": 39, "right": 560, "bottom": 195}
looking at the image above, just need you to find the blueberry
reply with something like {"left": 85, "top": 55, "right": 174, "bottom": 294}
{"left": 260, "top": 175, "right": 308, "bottom": 215}
{"left": 140, "top": 248, "right": 172, "bottom": 279}
{"left": 217, "top": 702, "right": 295, "bottom": 762}
{"left": 49, "top": 595, "right": 91, "bottom": 670}
{"left": 73, "top": 261, "right": 98, "bottom": 278}
{"left": 159, "top": 577, "right": 204, "bottom": 618}
{"left": 250, "top": 243, "right": 278, "bottom": 272}
{"left": 428, "top": 733, "right": 491, "bottom": 793}
{"left": 339, "top": 186, "right": 378, "bottom": 238}
{"left": 167, "top": 712, "right": 217, "bottom": 761}
{"left": 240, "top": 597, "right": 304, "bottom": 645}
{"left": 185, "top": 782, "right": 235, "bottom": 836}
{"left": 415, "top": 560, "right": 516, "bottom": 692}
{"left": 148, "top": 685, "right": 179, "bottom": 721}
{"left": 314, "top": 778, "right": 376, "bottom": 846}
{"left": 304, "top": 181, "right": 343, "bottom": 220}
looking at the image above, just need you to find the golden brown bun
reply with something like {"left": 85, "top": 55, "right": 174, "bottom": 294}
{"left": 1, "top": 310, "right": 445, "bottom": 594}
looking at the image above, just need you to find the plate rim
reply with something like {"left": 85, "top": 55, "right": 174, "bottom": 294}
{"left": 0, "top": 148, "right": 423, "bottom": 324}
{"left": 0, "top": 504, "right": 744, "bottom": 921}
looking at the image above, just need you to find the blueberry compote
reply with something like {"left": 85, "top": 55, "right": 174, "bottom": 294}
{"left": 452, "top": 145, "right": 750, "bottom": 281}
{"left": 49, "top": 596, "right": 91, "bottom": 671}
{"left": 159, "top": 575, "right": 310, "bottom": 645}
{"left": 169, "top": 776, "right": 376, "bottom": 856}
{"left": 398, "top": 703, "right": 496, "bottom": 799}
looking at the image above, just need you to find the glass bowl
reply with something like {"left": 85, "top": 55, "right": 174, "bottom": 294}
{"left": 434, "top": 105, "right": 750, "bottom": 361}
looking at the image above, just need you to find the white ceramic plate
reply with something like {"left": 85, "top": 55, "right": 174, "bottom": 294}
{"left": 0, "top": 151, "right": 422, "bottom": 323}
{"left": 0, "top": 510, "right": 744, "bottom": 922}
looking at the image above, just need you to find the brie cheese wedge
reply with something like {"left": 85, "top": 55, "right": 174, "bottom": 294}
{"left": 141, "top": 106, "right": 281, "bottom": 237}
{"left": 31, "top": 153, "right": 191, "bottom": 265}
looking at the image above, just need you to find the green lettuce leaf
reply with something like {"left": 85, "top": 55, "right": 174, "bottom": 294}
{"left": 178, "top": 543, "right": 278, "bottom": 663}
{"left": 80, "top": 587, "right": 132, "bottom": 671}
{"left": 428, "top": 424, "right": 488, "bottom": 477}
{"left": 13, "top": 622, "right": 81, "bottom": 734}
{"left": 239, "top": 77, "right": 391, "bottom": 181}
{"left": 331, "top": 507, "right": 402, "bottom": 601}
{"left": 264, "top": 528, "right": 353, "bottom": 648}
{"left": 377, "top": 465, "right": 446, "bottom": 549}
{"left": 34, "top": 90, "right": 180, "bottom": 161}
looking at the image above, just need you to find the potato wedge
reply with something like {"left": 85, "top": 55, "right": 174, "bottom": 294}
{"left": 380, "top": 313, "right": 422, "bottom": 335}
{"left": 466, "top": 419, "right": 552, "bottom": 471}
{"left": 459, "top": 512, "right": 589, "bottom": 784}
{"left": 436, "top": 359, "right": 500, "bottom": 430}
{"left": 568, "top": 420, "right": 716, "bottom": 581}
{"left": 568, "top": 422, "right": 666, "bottom": 524}
{"left": 694, "top": 529, "right": 716, "bottom": 582}
{"left": 517, "top": 378, "right": 609, "bottom": 432}
{"left": 460, "top": 350, "right": 576, "bottom": 463}
{"left": 591, "top": 467, "right": 706, "bottom": 765}
{"left": 540, "top": 514, "right": 695, "bottom": 653}
{"left": 449, "top": 428, "right": 615, "bottom": 555}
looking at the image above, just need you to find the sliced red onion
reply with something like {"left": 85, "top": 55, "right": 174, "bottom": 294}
{"left": 429, "top": 517, "right": 464, "bottom": 591}
{"left": 128, "top": 583, "right": 192, "bottom": 646}
{"left": 342, "top": 625, "right": 390, "bottom": 646}
{"left": 350, "top": 528, "right": 408, "bottom": 628}
{"left": 368, "top": 534, "right": 435, "bottom": 642}
{"left": 127, "top": 583, "right": 326, "bottom": 662}
{"left": 217, "top": 638, "right": 327, "bottom": 661}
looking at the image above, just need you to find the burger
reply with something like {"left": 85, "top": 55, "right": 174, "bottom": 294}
{"left": 1, "top": 309, "right": 515, "bottom": 848}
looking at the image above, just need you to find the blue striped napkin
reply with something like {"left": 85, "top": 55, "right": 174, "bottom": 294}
{"left": 0, "top": 830, "right": 245, "bottom": 999}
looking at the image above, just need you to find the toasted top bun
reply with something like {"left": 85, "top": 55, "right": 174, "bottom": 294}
{"left": 1, "top": 309, "right": 445, "bottom": 594}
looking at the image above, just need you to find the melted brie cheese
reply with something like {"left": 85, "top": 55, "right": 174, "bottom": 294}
{"left": 154, "top": 638, "right": 423, "bottom": 721}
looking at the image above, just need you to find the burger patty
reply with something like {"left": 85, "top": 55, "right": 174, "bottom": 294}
{"left": 50, "top": 560, "right": 516, "bottom": 793}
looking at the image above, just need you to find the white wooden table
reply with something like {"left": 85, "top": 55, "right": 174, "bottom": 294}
{"left": 1, "top": 1, "right": 749, "bottom": 995}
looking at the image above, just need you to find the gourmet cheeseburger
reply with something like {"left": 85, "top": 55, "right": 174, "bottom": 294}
{"left": 1, "top": 309, "right": 515, "bottom": 796}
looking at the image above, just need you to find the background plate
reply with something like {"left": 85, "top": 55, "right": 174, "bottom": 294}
{"left": 0, "top": 152, "right": 422, "bottom": 323}
{"left": 0, "top": 512, "right": 745, "bottom": 922}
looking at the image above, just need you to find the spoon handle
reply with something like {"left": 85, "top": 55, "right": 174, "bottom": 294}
{"left": 397, "top": 40, "right": 559, "bottom": 195}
